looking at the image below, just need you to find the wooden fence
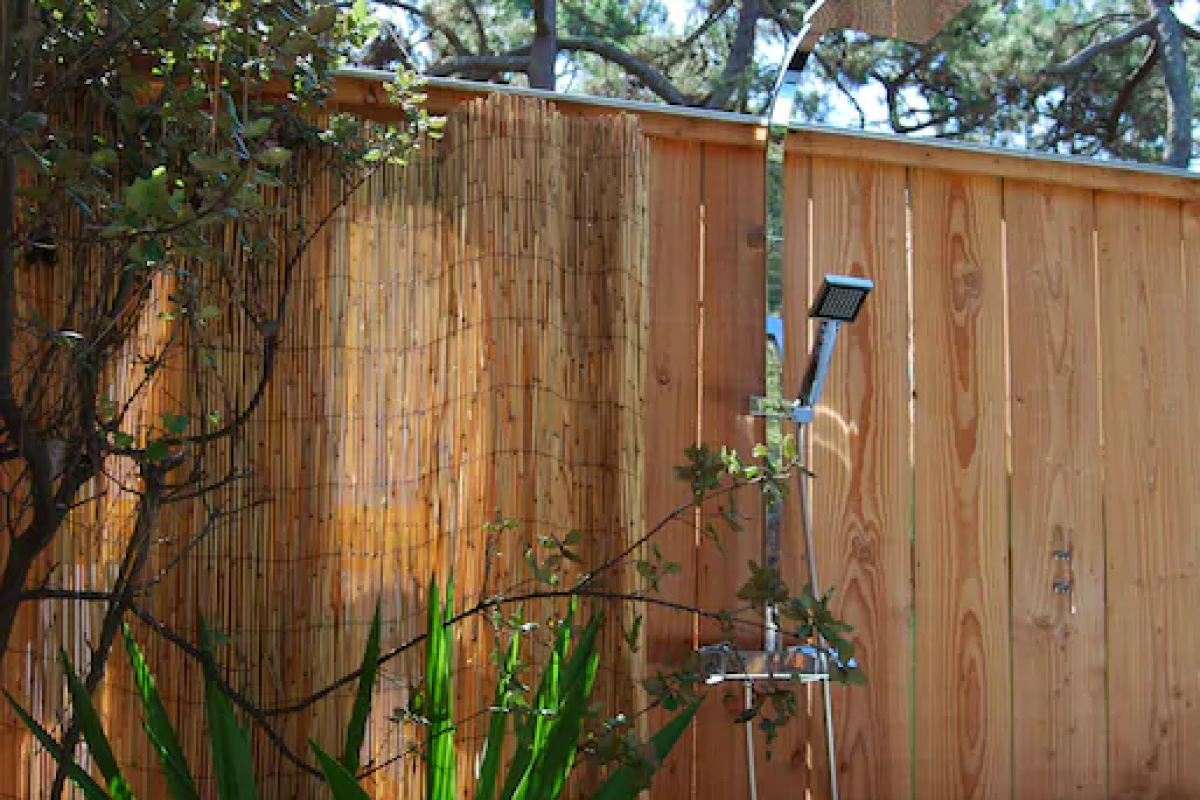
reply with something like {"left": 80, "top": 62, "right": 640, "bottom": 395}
{"left": 6, "top": 79, "right": 1200, "bottom": 800}
{"left": 618, "top": 100, "right": 1200, "bottom": 800}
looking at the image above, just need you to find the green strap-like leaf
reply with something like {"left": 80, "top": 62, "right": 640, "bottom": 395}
{"left": 3, "top": 690, "right": 110, "bottom": 800}
{"left": 473, "top": 633, "right": 520, "bottom": 800}
{"left": 590, "top": 698, "right": 706, "bottom": 800}
{"left": 122, "top": 625, "right": 200, "bottom": 800}
{"left": 425, "top": 578, "right": 456, "bottom": 800}
{"left": 524, "top": 613, "right": 604, "bottom": 800}
{"left": 341, "top": 601, "right": 382, "bottom": 774}
{"left": 501, "top": 601, "right": 576, "bottom": 800}
{"left": 60, "top": 649, "right": 136, "bottom": 799}
{"left": 312, "top": 741, "right": 372, "bottom": 800}
{"left": 200, "top": 619, "right": 261, "bottom": 800}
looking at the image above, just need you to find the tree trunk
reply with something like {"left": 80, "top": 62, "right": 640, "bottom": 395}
{"left": 707, "top": 0, "right": 762, "bottom": 110}
{"left": 1149, "top": 0, "right": 1192, "bottom": 167}
{"left": 529, "top": 0, "right": 557, "bottom": 90}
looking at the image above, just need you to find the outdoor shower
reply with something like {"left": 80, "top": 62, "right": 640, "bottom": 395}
{"left": 695, "top": 19, "right": 874, "bottom": 800}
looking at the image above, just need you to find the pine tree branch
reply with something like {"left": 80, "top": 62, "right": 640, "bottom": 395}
{"left": 1106, "top": 39, "right": 1159, "bottom": 146}
{"left": 426, "top": 38, "right": 688, "bottom": 105}
{"left": 705, "top": 0, "right": 762, "bottom": 110}
{"left": 1044, "top": 17, "right": 1155, "bottom": 75}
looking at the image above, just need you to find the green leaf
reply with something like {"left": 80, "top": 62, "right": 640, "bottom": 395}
{"left": 126, "top": 170, "right": 171, "bottom": 218}
{"left": 425, "top": 577, "right": 455, "bottom": 800}
{"left": 341, "top": 602, "right": 381, "bottom": 773}
{"left": 524, "top": 613, "right": 603, "bottom": 800}
{"left": 14, "top": 111, "right": 48, "bottom": 134}
{"left": 144, "top": 440, "right": 172, "bottom": 463}
{"left": 188, "top": 153, "right": 232, "bottom": 175}
{"left": 201, "top": 619, "right": 261, "bottom": 800}
{"left": 591, "top": 698, "right": 704, "bottom": 800}
{"left": 307, "top": 4, "right": 338, "bottom": 34}
{"left": 60, "top": 650, "right": 135, "bottom": 799}
{"left": 91, "top": 148, "right": 119, "bottom": 169}
{"left": 3, "top": 690, "right": 110, "bottom": 800}
{"left": 502, "top": 602, "right": 576, "bottom": 800}
{"left": 123, "top": 625, "right": 201, "bottom": 800}
{"left": 198, "top": 306, "right": 221, "bottom": 321}
{"left": 112, "top": 432, "right": 135, "bottom": 449}
{"left": 162, "top": 413, "right": 189, "bottom": 435}
{"left": 312, "top": 742, "right": 372, "bottom": 800}
{"left": 244, "top": 118, "right": 273, "bottom": 139}
{"left": 255, "top": 146, "right": 292, "bottom": 167}
{"left": 474, "top": 633, "right": 520, "bottom": 800}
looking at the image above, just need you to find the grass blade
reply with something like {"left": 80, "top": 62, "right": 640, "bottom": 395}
{"left": 200, "top": 619, "right": 261, "bottom": 800}
{"left": 3, "top": 690, "right": 110, "bottom": 800}
{"left": 60, "top": 649, "right": 135, "bottom": 799}
{"left": 473, "top": 632, "right": 520, "bottom": 800}
{"left": 590, "top": 697, "right": 705, "bottom": 800}
{"left": 312, "top": 741, "right": 372, "bottom": 800}
{"left": 425, "top": 577, "right": 456, "bottom": 800}
{"left": 341, "top": 601, "right": 382, "bottom": 774}
{"left": 122, "top": 625, "right": 200, "bottom": 800}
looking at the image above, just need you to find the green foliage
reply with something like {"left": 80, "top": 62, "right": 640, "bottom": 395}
{"left": 474, "top": 633, "right": 521, "bottom": 800}
{"left": 589, "top": 698, "right": 702, "bottom": 800}
{"left": 2, "top": 0, "right": 440, "bottom": 504}
{"left": 419, "top": 579, "right": 696, "bottom": 800}
{"left": 816, "top": 0, "right": 1190, "bottom": 163}
{"left": 122, "top": 625, "right": 201, "bottom": 800}
{"left": 5, "top": 615, "right": 383, "bottom": 800}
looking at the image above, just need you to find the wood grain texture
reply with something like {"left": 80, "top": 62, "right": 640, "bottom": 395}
{"left": 693, "top": 143, "right": 766, "bottom": 800}
{"left": 1005, "top": 181, "right": 1106, "bottom": 800}
{"left": 807, "top": 158, "right": 912, "bottom": 800}
{"left": 644, "top": 138, "right": 703, "bottom": 800}
{"left": 1099, "top": 193, "right": 1200, "bottom": 800}
{"left": 911, "top": 169, "right": 1010, "bottom": 800}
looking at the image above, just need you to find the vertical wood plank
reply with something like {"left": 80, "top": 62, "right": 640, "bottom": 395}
{"left": 694, "top": 143, "right": 765, "bottom": 800}
{"left": 1006, "top": 181, "right": 1106, "bottom": 800}
{"left": 644, "top": 137, "right": 703, "bottom": 800}
{"left": 911, "top": 169, "right": 1010, "bottom": 800}
{"left": 808, "top": 158, "right": 913, "bottom": 800}
{"left": 1100, "top": 193, "right": 1200, "bottom": 800}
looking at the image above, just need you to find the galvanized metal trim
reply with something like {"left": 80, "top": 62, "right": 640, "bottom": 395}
{"left": 333, "top": 68, "right": 1198, "bottom": 181}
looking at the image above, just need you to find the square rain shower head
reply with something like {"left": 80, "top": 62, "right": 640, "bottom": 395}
{"left": 809, "top": 274, "right": 874, "bottom": 322}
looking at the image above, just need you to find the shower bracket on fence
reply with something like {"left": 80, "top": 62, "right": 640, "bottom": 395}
{"left": 697, "top": 643, "right": 829, "bottom": 685}
{"left": 748, "top": 395, "right": 814, "bottom": 423}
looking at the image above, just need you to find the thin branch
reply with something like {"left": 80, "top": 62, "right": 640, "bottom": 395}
{"left": 814, "top": 52, "right": 866, "bottom": 127}
{"left": 656, "top": 0, "right": 733, "bottom": 67}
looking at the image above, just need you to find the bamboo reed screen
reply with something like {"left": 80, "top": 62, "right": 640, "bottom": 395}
{"left": 0, "top": 94, "right": 650, "bottom": 799}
